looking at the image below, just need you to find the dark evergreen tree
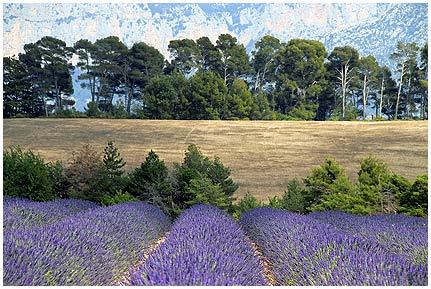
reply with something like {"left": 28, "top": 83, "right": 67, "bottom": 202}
{"left": 325, "top": 46, "right": 360, "bottom": 119}
{"left": 173, "top": 144, "right": 238, "bottom": 212}
{"left": 216, "top": 33, "right": 252, "bottom": 86}
{"left": 273, "top": 39, "right": 327, "bottom": 119}
{"left": 127, "top": 150, "right": 175, "bottom": 215}
{"left": 74, "top": 39, "right": 97, "bottom": 104}
{"left": 103, "top": 141, "right": 126, "bottom": 178}
{"left": 196, "top": 36, "right": 223, "bottom": 73}
{"left": 250, "top": 35, "right": 282, "bottom": 93}
{"left": 186, "top": 71, "right": 229, "bottom": 119}
{"left": 19, "top": 36, "right": 74, "bottom": 115}
{"left": 129, "top": 42, "right": 165, "bottom": 114}
{"left": 3, "top": 56, "right": 45, "bottom": 117}
{"left": 397, "top": 175, "right": 428, "bottom": 217}
{"left": 168, "top": 38, "right": 202, "bottom": 75}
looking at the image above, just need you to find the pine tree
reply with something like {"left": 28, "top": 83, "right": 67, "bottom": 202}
{"left": 103, "top": 141, "right": 126, "bottom": 178}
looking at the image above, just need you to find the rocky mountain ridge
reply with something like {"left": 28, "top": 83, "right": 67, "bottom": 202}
{"left": 4, "top": 2, "right": 428, "bottom": 67}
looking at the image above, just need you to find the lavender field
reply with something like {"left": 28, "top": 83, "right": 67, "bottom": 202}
{"left": 3, "top": 197, "right": 428, "bottom": 286}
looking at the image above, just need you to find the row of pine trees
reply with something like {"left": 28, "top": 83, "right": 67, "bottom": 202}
{"left": 3, "top": 34, "right": 428, "bottom": 120}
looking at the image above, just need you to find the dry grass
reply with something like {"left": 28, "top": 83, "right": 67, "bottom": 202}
{"left": 3, "top": 119, "right": 428, "bottom": 201}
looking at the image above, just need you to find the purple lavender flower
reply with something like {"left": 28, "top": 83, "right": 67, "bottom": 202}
{"left": 130, "top": 204, "right": 268, "bottom": 286}
{"left": 3, "top": 196, "right": 99, "bottom": 231}
{"left": 3, "top": 201, "right": 171, "bottom": 286}
{"left": 239, "top": 207, "right": 427, "bottom": 286}
{"left": 309, "top": 211, "right": 428, "bottom": 266}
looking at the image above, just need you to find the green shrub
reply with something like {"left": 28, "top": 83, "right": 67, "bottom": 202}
{"left": 267, "top": 195, "right": 282, "bottom": 209}
{"left": 303, "top": 158, "right": 348, "bottom": 207}
{"left": 358, "top": 155, "right": 411, "bottom": 213}
{"left": 100, "top": 190, "right": 137, "bottom": 206}
{"left": 266, "top": 180, "right": 308, "bottom": 213}
{"left": 127, "top": 150, "right": 175, "bottom": 215}
{"left": 280, "top": 179, "right": 307, "bottom": 213}
{"left": 3, "top": 146, "right": 59, "bottom": 201}
{"left": 173, "top": 144, "right": 238, "bottom": 211}
{"left": 233, "top": 192, "right": 262, "bottom": 218}
{"left": 397, "top": 174, "right": 428, "bottom": 217}
{"left": 185, "top": 174, "right": 234, "bottom": 212}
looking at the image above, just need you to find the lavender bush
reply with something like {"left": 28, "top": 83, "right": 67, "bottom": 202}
{"left": 309, "top": 211, "right": 428, "bottom": 266}
{"left": 130, "top": 204, "right": 268, "bottom": 286}
{"left": 3, "top": 202, "right": 171, "bottom": 286}
{"left": 3, "top": 196, "right": 99, "bottom": 231}
{"left": 239, "top": 207, "right": 427, "bottom": 286}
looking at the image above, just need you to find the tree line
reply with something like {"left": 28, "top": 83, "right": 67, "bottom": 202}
{"left": 3, "top": 143, "right": 427, "bottom": 219}
{"left": 3, "top": 34, "right": 428, "bottom": 120}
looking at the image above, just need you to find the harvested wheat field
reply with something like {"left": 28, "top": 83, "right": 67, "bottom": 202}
{"left": 3, "top": 119, "right": 428, "bottom": 201}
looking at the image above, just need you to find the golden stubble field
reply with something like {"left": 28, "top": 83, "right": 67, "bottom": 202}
{"left": 3, "top": 119, "right": 428, "bottom": 201}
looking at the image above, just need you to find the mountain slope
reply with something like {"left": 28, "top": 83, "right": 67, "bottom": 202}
{"left": 3, "top": 2, "right": 428, "bottom": 66}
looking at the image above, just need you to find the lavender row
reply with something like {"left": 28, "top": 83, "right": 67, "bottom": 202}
{"left": 130, "top": 204, "right": 268, "bottom": 286}
{"left": 239, "top": 207, "right": 427, "bottom": 286}
{"left": 3, "top": 196, "right": 99, "bottom": 231}
{"left": 3, "top": 202, "right": 171, "bottom": 286}
{"left": 309, "top": 211, "right": 428, "bottom": 266}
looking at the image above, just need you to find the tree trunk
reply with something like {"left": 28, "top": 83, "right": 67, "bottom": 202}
{"left": 362, "top": 75, "right": 367, "bottom": 120}
{"left": 43, "top": 96, "right": 49, "bottom": 117}
{"left": 338, "top": 63, "right": 351, "bottom": 119}
{"left": 339, "top": 67, "right": 346, "bottom": 119}
{"left": 406, "top": 76, "right": 412, "bottom": 118}
{"left": 379, "top": 77, "right": 384, "bottom": 118}
{"left": 395, "top": 62, "right": 405, "bottom": 120}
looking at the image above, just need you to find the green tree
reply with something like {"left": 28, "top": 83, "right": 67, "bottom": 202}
{"left": 309, "top": 175, "right": 370, "bottom": 214}
{"left": 326, "top": 46, "right": 360, "bottom": 119}
{"left": 390, "top": 41, "right": 420, "bottom": 119}
{"left": 3, "top": 56, "right": 45, "bottom": 117}
{"left": 20, "top": 36, "right": 74, "bottom": 115}
{"left": 397, "top": 175, "right": 428, "bottom": 217}
{"left": 129, "top": 41, "right": 165, "bottom": 114}
{"left": 168, "top": 38, "right": 202, "bottom": 75}
{"left": 3, "top": 146, "right": 60, "bottom": 201}
{"left": 92, "top": 36, "right": 128, "bottom": 113}
{"left": 143, "top": 75, "right": 178, "bottom": 119}
{"left": 99, "top": 141, "right": 127, "bottom": 194}
{"left": 303, "top": 158, "right": 354, "bottom": 210}
{"left": 187, "top": 71, "right": 229, "bottom": 119}
{"left": 173, "top": 144, "right": 238, "bottom": 211}
{"left": 280, "top": 179, "right": 307, "bottom": 214}
{"left": 127, "top": 150, "right": 175, "bottom": 215}
{"left": 103, "top": 141, "right": 126, "bottom": 178}
{"left": 232, "top": 192, "right": 262, "bottom": 219}
{"left": 273, "top": 39, "right": 327, "bottom": 118}
{"left": 185, "top": 174, "right": 234, "bottom": 212}
{"left": 100, "top": 190, "right": 137, "bottom": 207}
{"left": 358, "top": 155, "right": 411, "bottom": 214}
{"left": 251, "top": 35, "right": 282, "bottom": 93}
{"left": 216, "top": 34, "right": 251, "bottom": 85}
{"left": 227, "top": 78, "right": 254, "bottom": 119}
{"left": 142, "top": 73, "right": 188, "bottom": 119}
